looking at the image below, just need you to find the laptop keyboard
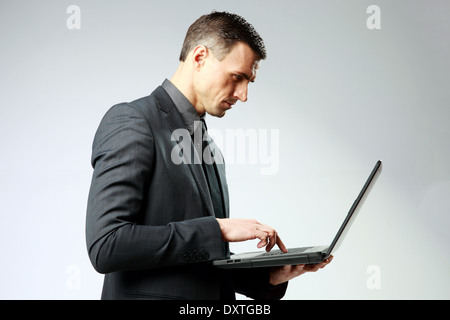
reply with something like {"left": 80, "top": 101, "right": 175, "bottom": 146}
{"left": 260, "top": 247, "right": 313, "bottom": 256}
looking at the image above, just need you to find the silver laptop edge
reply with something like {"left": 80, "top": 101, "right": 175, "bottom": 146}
{"left": 325, "top": 160, "right": 382, "bottom": 256}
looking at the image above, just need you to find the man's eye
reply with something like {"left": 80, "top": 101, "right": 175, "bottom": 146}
{"left": 234, "top": 74, "right": 243, "bottom": 81}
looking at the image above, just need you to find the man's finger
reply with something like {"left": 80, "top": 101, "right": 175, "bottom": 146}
{"left": 255, "top": 224, "right": 281, "bottom": 252}
{"left": 276, "top": 235, "right": 288, "bottom": 253}
{"left": 255, "top": 230, "right": 269, "bottom": 248}
{"left": 320, "top": 255, "right": 333, "bottom": 268}
{"left": 265, "top": 231, "right": 277, "bottom": 252}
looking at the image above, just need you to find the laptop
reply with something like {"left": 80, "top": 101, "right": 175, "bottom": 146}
{"left": 213, "top": 160, "right": 382, "bottom": 269}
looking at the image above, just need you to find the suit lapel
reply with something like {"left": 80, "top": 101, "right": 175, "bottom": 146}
{"left": 153, "top": 87, "right": 216, "bottom": 217}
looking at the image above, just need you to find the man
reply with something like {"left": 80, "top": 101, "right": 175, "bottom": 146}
{"left": 86, "top": 11, "right": 331, "bottom": 300}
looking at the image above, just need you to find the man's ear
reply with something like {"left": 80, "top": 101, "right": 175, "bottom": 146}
{"left": 191, "top": 45, "right": 209, "bottom": 70}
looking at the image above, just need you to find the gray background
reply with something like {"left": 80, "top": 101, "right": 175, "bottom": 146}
{"left": 1, "top": 0, "right": 449, "bottom": 299}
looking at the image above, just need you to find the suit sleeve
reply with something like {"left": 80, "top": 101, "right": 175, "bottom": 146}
{"left": 85, "top": 103, "right": 226, "bottom": 274}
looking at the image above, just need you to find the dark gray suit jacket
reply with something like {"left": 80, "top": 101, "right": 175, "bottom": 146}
{"left": 86, "top": 85, "right": 287, "bottom": 300}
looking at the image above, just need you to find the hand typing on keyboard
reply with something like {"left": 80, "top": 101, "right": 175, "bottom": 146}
{"left": 215, "top": 218, "right": 333, "bottom": 286}
{"left": 216, "top": 218, "right": 288, "bottom": 253}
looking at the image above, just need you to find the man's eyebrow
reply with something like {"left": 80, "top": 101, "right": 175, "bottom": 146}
{"left": 237, "top": 72, "right": 255, "bottom": 82}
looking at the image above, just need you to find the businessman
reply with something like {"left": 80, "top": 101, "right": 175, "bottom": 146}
{"left": 86, "top": 11, "right": 332, "bottom": 300}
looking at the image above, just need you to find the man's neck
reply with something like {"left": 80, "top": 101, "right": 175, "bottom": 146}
{"left": 170, "top": 63, "right": 205, "bottom": 116}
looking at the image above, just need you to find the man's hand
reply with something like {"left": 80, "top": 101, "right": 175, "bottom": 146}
{"left": 269, "top": 256, "right": 334, "bottom": 285}
{"left": 216, "top": 218, "right": 333, "bottom": 286}
{"left": 216, "top": 218, "right": 287, "bottom": 252}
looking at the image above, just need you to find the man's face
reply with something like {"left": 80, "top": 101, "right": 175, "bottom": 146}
{"left": 194, "top": 42, "right": 260, "bottom": 118}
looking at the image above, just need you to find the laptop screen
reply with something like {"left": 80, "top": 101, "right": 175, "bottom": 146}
{"left": 325, "top": 160, "right": 382, "bottom": 256}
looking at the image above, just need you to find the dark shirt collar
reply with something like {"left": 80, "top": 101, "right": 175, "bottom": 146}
{"left": 161, "top": 79, "right": 204, "bottom": 135}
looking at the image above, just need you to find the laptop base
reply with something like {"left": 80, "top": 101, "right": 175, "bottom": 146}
{"left": 213, "top": 245, "right": 329, "bottom": 269}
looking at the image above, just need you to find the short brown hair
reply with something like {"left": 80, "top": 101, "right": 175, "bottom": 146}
{"left": 179, "top": 11, "right": 266, "bottom": 62}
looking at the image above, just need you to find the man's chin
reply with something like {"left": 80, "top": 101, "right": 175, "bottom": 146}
{"left": 207, "top": 108, "right": 227, "bottom": 118}
{"left": 216, "top": 111, "right": 227, "bottom": 118}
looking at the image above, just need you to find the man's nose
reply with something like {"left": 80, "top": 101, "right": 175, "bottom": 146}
{"left": 234, "top": 83, "right": 248, "bottom": 102}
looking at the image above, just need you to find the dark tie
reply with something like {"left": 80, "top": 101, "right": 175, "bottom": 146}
{"left": 200, "top": 118, "right": 225, "bottom": 219}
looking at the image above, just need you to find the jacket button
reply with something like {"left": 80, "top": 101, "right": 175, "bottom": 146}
{"left": 201, "top": 251, "right": 209, "bottom": 260}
